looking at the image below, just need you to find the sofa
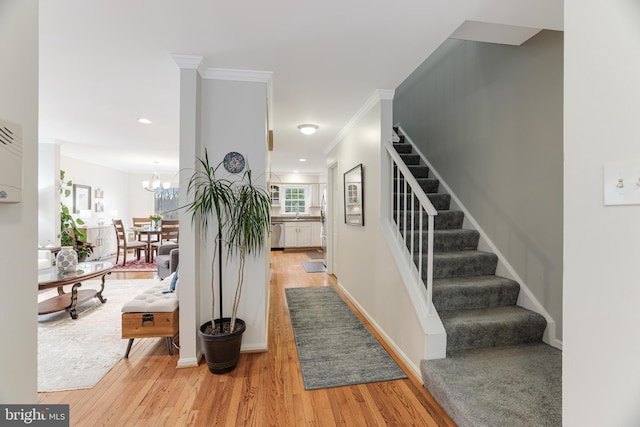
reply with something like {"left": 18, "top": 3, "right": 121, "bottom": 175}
{"left": 38, "top": 250, "right": 53, "bottom": 270}
{"left": 156, "top": 243, "right": 179, "bottom": 279}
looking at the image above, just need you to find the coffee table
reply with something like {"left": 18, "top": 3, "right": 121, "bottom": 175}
{"left": 38, "top": 261, "right": 114, "bottom": 319}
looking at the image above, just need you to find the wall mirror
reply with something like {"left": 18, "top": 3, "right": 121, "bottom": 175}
{"left": 344, "top": 164, "right": 364, "bottom": 226}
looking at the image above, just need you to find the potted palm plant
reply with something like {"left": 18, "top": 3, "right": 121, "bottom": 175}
{"left": 184, "top": 149, "right": 271, "bottom": 374}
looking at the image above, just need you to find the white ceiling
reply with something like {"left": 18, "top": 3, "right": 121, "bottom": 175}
{"left": 39, "top": 0, "right": 562, "bottom": 176}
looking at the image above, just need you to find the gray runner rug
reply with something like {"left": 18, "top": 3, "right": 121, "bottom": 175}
{"left": 285, "top": 286, "right": 407, "bottom": 390}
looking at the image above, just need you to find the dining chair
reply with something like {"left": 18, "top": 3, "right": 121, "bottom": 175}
{"left": 113, "top": 219, "right": 147, "bottom": 265}
{"left": 151, "top": 219, "right": 179, "bottom": 259}
{"left": 132, "top": 216, "right": 159, "bottom": 246}
{"left": 132, "top": 217, "right": 152, "bottom": 231}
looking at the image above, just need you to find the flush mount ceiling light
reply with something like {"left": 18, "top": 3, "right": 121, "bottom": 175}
{"left": 298, "top": 158, "right": 307, "bottom": 162}
{"left": 298, "top": 124, "right": 318, "bottom": 135}
{"left": 137, "top": 118, "right": 152, "bottom": 124}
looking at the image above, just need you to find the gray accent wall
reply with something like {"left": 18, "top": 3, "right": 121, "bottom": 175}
{"left": 394, "top": 30, "right": 563, "bottom": 340}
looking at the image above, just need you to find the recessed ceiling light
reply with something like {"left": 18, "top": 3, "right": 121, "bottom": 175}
{"left": 138, "top": 118, "right": 152, "bottom": 124}
{"left": 298, "top": 124, "right": 318, "bottom": 135}
{"left": 299, "top": 158, "right": 307, "bottom": 162}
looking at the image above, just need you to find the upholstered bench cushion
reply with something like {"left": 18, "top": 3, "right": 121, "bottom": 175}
{"left": 121, "top": 283, "right": 178, "bottom": 313}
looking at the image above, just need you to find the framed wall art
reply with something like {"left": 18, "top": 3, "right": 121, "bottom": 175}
{"left": 344, "top": 164, "right": 364, "bottom": 226}
{"left": 73, "top": 184, "right": 91, "bottom": 214}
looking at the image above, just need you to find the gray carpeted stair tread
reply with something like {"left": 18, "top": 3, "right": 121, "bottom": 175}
{"left": 408, "top": 165, "right": 430, "bottom": 178}
{"left": 421, "top": 343, "right": 562, "bottom": 427}
{"left": 441, "top": 306, "right": 546, "bottom": 352}
{"left": 428, "top": 250, "right": 498, "bottom": 278}
{"left": 432, "top": 275, "right": 520, "bottom": 312}
{"left": 394, "top": 193, "right": 450, "bottom": 211}
{"left": 393, "top": 143, "right": 412, "bottom": 154}
{"left": 394, "top": 177, "right": 440, "bottom": 193}
{"left": 408, "top": 228, "right": 479, "bottom": 252}
{"left": 400, "top": 153, "right": 421, "bottom": 165}
{"left": 397, "top": 210, "right": 464, "bottom": 230}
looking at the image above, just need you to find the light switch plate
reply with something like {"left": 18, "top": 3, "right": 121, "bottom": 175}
{"left": 603, "top": 159, "right": 640, "bottom": 206}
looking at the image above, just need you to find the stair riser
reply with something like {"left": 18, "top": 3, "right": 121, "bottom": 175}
{"left": 393, "top": 178, "right": 440, "bottom": 194}
{"left": 414, "top": 252, "right": 498, "bottom": 279}
{"left": 393, "top": 194, "right": 451, "bottom": 211}
{"left": 433, "top": 283, "right": 520, "bottom": 312}
{"left": 400, "top": 154, "right": 421, "bottom": 165}
{"left": 393, "top": 143, "right": 412, "bottom": 154}
{"left": 443, "top": 315, "right": 546, "bottom": 353}
{"left": 406, "top": 230, "right": 479, "bottom": 252}
{"left": 395, "top": 210, "right": 464, "bottom": 230}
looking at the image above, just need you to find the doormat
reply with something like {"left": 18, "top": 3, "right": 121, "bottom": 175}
{"left": 302, "top": 261, "right": 326, "bottom": 273}
{"left": 306, "top": 251, "right": 324, "bottom": 259}
{"left": 285, "top": 286, "right": 407, "bottom": 390}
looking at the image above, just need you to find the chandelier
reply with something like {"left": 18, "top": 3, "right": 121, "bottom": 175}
{"left": 142, "top": 171, "right": 161, "bottom": 192}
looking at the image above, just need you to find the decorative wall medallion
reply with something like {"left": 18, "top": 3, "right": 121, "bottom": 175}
{"left": 223, "top": 151, "right": 245, "bottom": 173}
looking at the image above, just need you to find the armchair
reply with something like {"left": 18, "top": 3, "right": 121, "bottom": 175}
{"left": 38, "top": 250, "right": 52, "bottom": 270}
{"left": 156, "top": 243, "right": 179, "bottom": 279}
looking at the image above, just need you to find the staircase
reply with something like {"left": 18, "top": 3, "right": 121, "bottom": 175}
{"left": 391, "top": 128, "right": 561, "bottom": 426}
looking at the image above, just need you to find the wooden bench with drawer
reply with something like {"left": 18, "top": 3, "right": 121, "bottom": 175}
{"left": 121, "top": 282, "right": 179, "bottom": 358}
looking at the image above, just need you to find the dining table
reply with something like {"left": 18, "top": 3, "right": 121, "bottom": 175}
{"left": 132, "top": 226, "right": 161, "bottom": 262}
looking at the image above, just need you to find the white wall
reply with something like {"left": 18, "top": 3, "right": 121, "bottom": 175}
{"left": 197, "top": 77, "right": 270, "bottom": 351}
{"left": 564, "top": 1, "right": 640, "bottom": 425}
{"left": 42, "top": 155, "right": 176, "bottom": 236}
{"left": 327, "top": 95, "right": 428, "bottom": 373}
{"left": 0, "top": 0, "right": 38, "bottom": 403}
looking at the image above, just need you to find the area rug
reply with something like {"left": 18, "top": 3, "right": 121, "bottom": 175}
{"left": 111, "top": 259, "right": 157, "bottom": 272}
{"left": 37, "top": 279, "right": 162, "bottom": 392}
{"left": 285, "top": 286, "right": 407, "bottom": 390}
{"left": 302, "top": 261, "right": 326, "bottom": 273}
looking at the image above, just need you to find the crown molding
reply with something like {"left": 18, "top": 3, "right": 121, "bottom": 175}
{"left": 171, "top": 54, "right": 207, "bottom": 76}
{"left": 324, "top": 89, "right": 395, "bottom": 154}
{"left": 203, "top": 68, "right": 273, "bottom": 83}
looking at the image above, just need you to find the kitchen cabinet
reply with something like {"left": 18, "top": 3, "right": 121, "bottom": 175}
{"left": 311, "top": 221, "right": 322, "bottom": 247}
{"left": 270, "top": 185, "right": 280, "bottom": 206}
{"left": 284, "top": 222, "right": 313, "bottom": 248}
{"left": 80, "top": 225, "right": 116, "bottom": 261}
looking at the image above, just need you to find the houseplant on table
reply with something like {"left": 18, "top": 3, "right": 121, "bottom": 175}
{"left": 150, "top": 213, "right": 162, "bottom": 228}
{"left": 184, "top": 149, "right": 271, "bottom": 374}
{"left": 59, "top": 170, "right": 93, "bottom": 262}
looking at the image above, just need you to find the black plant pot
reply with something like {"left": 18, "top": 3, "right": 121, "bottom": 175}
{"left": 199, "top": 318, "right": 246, "bottom": 374}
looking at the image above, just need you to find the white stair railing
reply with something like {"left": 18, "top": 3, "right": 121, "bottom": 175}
{"left": 384, "top": 141, "right": 437, "bottom": 314}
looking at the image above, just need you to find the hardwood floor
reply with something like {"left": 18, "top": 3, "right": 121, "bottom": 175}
{"left": 38, "top": 250, "right": 455, "bottom": 426}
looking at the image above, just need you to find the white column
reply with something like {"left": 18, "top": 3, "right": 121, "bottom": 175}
{"left": 172, "top": 54, "right": 204, "bottom": 367}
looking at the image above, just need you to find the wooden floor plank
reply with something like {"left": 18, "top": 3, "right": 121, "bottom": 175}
{"left": 37, "top": 251, "right": 455, "bottom": 426}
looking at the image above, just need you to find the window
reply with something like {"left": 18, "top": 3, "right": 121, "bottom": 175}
{"left": 284, "top": 187, "right": 307, "bottom": 214}
{"left": 154, "top": 187, "right": 180, "bottom": 219}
